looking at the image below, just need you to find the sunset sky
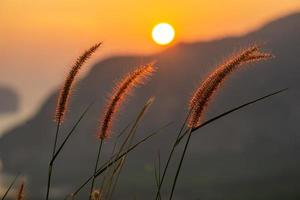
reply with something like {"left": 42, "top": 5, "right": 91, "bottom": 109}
{"left": 0, "top": 0, "right": 300, "bottom": 134}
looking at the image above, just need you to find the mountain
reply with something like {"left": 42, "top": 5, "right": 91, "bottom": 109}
{"left": 1, "top": 12, "right": 300, "bottom": 200}
{"left": 0, "top": 87, "right": 19, "bottom": 114}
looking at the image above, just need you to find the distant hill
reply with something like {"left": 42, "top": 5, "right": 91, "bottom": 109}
{"left": 1, "top": 12, "right": 300, "bottom": 200}
{"left": 0, "top": 87, "right": 19, "bottom": 114}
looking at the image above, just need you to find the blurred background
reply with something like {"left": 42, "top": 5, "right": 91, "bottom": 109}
{"left": 1, "top": 1, "right": 300, "bottom": 199}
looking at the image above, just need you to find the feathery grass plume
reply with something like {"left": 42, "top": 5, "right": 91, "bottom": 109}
{"left": 16, "top": 181, "right": 24, "bottom": 200}
{"left": 55, "top": 42, "right": 102, "bottom": 123}
{"left": 188, "top": 45, "right": 272, "bottom": 128}
{"left": 99, "top": 63, "right": 155, "bottom": 139}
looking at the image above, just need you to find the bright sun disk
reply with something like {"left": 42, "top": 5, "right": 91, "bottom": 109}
{"left": 152, "top": 23, "right": 175, "bottom": 45}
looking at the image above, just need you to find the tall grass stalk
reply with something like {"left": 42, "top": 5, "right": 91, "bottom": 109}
{"left": 47, "top": 43, "right": 101, "bottom": 200}
{"left": 180, "top": 88, "right": 287, "bottom": 142}
{"left": 46, "top": 102, "right": 93, "bottom": 200}
{"left": 105, "top": 98, "right": 155, "bottom": 199}
{"left": 169, "top": 89, "right": 287, "bottom": 199}
{"left": 105, "top": 157, "right": 125, "bottom": 200}
{"left": 168, "top": 128, "right": 192, "bottom": 200}
{"left": 90, "top": 98, "right": 154, "bottom": 199}
{"left": 88, "top": 64, "right": 155, "bottom": 198}
{"left": 155, "top": 108, "right": 194, "bottom": 200}
{"left": 1, "top": 173, "right": 19, "bottom": 200}
{"left": 99, "top": 64, "right": 155, "bottom": 140}
{"left": 51, "top": 102, "right": 94, "bottom": 163}
{"left": 45, "top": 124, "right": 60, "bottom": 200}
{"left": 89, "top": 139, "right": 104, "bottom": 199}
{"left": 154, "top": 152, "right": 162, "bottom": 200}
{"left": 188, "top": 46, "right": 271, "bottom": 127}
{"left": 71, "top": 122, "right": 173, "bottom": 196}
{"left": 55, "top": 43, "right": 101, "bottom": 123}
{"left": 154, "top": 88, "right": 287, "bottom": 199}
{"left": 169, "top": 46, "right": 273, "bottom": 199}
{"left": 99, "top": 123, "right": 131, "bottom": 194}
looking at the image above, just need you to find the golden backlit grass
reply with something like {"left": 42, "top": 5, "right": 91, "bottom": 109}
{"left": 0, "top": 44, "right": 288, "bottom": 200}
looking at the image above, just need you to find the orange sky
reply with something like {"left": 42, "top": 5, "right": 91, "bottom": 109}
{"left": 0, "top": 0, "right": 300, "bottom": 135}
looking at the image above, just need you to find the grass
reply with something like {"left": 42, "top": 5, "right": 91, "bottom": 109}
{"left": 47, "top": 43, "right": 101, "bottom": 200}
{"left": 1, "top": 173, "right": 19, "bottom": 200}
{"left": 0, "top": 44, "right": 288, "bottom": 200}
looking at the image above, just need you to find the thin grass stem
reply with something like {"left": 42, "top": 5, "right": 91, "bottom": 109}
{"left": 46, "top": 103, "right": 93, "bottom": 200}
{"left": 46, "top": 122, "right": 60, "bottom": 200}
{"left": 168, "top": 88, "right": 287, "bottom": 199}
{"left": 155, "top": 88, "right": 287, "bottom": 199}
{"left": 1, "top": 173, "right": 19, "bottom": 200}
{"left": 89, "top": 140, "right": 104, "bottom": 199}
{"left": 155, "top": 109, "right": 193, "bottom": 200}
{"left": 168, "top": 128, "right": 192, "bottom": 200}
{"left": 105, "top": 98, "right": 154, "bottom": 199}
{"left": 51, "top": 102, "right": 94, "bottom": 163}
{"left": 177, "top": 88, "right": 288, "bottom": 144}
{"left": 72, "top": 122, "right": 172, "bottom": 196}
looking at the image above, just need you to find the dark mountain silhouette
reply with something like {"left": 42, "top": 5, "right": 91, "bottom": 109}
{"left": 1, "top": 12, "right": 300, "bottom": 200}
{"left": 0, "top": 86, "right": 19, "bottom": 114}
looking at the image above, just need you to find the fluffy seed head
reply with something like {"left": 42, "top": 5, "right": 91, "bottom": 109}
{"left": 55, "top": 42, "right": 102, "bottom": 123}
{"left": 99, "top": 63, "right": 155, "bottom": 139}
{"left": 188, "top": 45, "right": 272, "bottom": 128}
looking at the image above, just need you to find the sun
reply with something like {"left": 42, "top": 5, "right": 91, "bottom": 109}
{"left": 152, "top": 23, "right": 175, "bottom": 45}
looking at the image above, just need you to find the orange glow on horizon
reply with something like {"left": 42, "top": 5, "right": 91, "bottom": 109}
{"left": 1, "top": 1, "right": 300, "bottom": 56}
{"left": 0, "top": 0, "right": 299, "bottom": 135}
{"left": 0, "top": 1, "right": 299, "bottom": 85}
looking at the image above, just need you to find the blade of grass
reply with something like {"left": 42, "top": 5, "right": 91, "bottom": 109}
{"left": 100, "top": 99, "right": 152, "bottom": 198}
{"left": 89, "top": 104, "right": 135, "bottom": 199}
{"left": 104, "top": 156, "right": 125, "bottom": 199}
{"left": 155, "top": 108, "right": 193, "bottom": 200}
{"left": 72, "top": 129, "right": 130, "bottom": 199}
{"left": 158, "top": 151, "right": 161, "bottom": 200}
{"left": 154, "top": 160, "right": 160, "bottom": 194}
{"left": 46, "top": 122, "right": 60, "bottom": 200}
{"left": 117, "top": 122, "right": 132, "bottom": 139}
{"left": 155, "top": 88, "right": 287, "bottom": 199}
{"left": 100, "top": 111, "right": 136, "bottom": 191}
{"left": 114, "top": 97, "right": 155, "bottom": 161}
{"left": 89, "top": 139, "right": 104, "bottom": 199}
{"left": 177, "top": 88, "right": 288, "bottom": 144}
{"left": 94, "top": 123, "right": 172, "bottom": 177}
{"left": 106, "top": 98, "right": 155, "bottom": 199}
{"left": 72, "top": 122, "right": 172, "bottom": 196}
{"left": 100, "top": 120, "right": 133, "bottom": 193}
{"left": 51, "top": 102, "right": 94, "bottom": 163}
{"left": 154, "top": 152, "right": 162, "bottom": 200}
{"left": 100, "top": 134, "right": 123, "bottom": 194}
{"left": 169, "top": 128, "right": 192, "bottom": 200}
{"left": 52, "top": 123, "right": 61, "bottom": 157}
{"left": 100, "top": 128, "right": 125, "bottom": 194}
{"left": 46, "top": 102, "right": 93, "bottom": 200}
{"left": 1, "top": 173, "right": 19, "bottom": 200}
{"left": 169, "top": 88, "right": 287, "bottom": 199}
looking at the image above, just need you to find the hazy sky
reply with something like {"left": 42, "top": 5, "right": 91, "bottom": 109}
{"left": 0, "top": 0, "right": 300, "bottom": 135}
